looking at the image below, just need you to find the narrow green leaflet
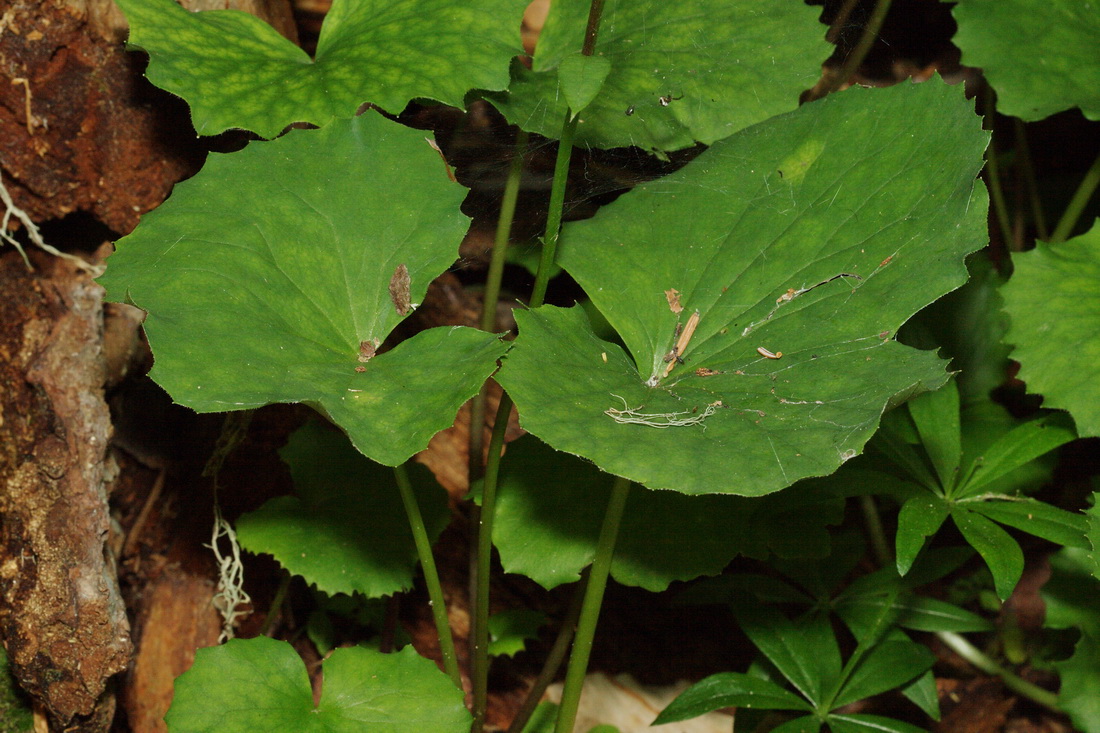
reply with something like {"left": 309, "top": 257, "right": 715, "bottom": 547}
{"left": 827, "top": 714, "right": 929, "bottom": 733}
{"left": 652, "top": 673, "right": 809, "bottom": 725}
{"left": 498, "top": 80, "right": 989, "bottom": 496}
{"left": 955, "top": 410, "right": 1076, "bottom": 496}
{"left": 165, "top": 638, "right": 470, "bottom": 732}
{"left": 487, "top": 0, "right": 828, "bottom": 152}
{"left": 1002, "top": 222, "right": 1100, "bottom": 436}
{"left": 118, "top": 0, "right": 526, "bottom": 137}
{"left": 235, "top": 422, "right": 449, "bottom": 597}
{"left": 832, "top": 641, "right": 934, "bottom": 708}
{"left": 99, "top": 114, "right": 506, "bottom": 466}
{"left": 953, "top": 0, "right": 1100, "bottom": 121}
{"left": 951, "top": 508, "right": 1024, "bottom": 600}
{"left": 492, "top": 436, "right": 753, "bottom": 591}
{"left": 907, "top": 381, "right": 961, "bottom": 489}
{"left": 969, "top": 497, "right": 1088, "bottom": 548}
{"left": 896, "top": 496, "right": 949, "bottom": 575}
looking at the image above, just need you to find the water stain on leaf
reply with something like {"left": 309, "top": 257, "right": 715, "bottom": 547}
{"left": 389, "top": 264, "right": 411, "bottom": 316}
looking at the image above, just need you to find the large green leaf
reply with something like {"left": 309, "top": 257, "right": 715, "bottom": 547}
{"left": 487, "top": 0, "right": 828, "bottom": 152}
{"left": 1002, "top": 222, "right": 1100, "bottom": 436}
{"left": 100, "top": 113, "right": 506, "bottom": 466}
{"left": 235, "top": 422, "right": 450, "bottom": 597}
{"left": 118, "top": 0, "right": 526, "bottom": 137}
{"left": 165, "top": 638, "right": 470, "bottom": 732}
{"left": 497, "top": 80, "right": 989, "bottom": 496}
{"left": 953, "top": 0, "right": 1100, "bottom": 121}
{"left": 1042, "top": 548, "right": 1100, "bottom": 733}
{"left": 492, "top": 436, "right": 752, "bottom": 591}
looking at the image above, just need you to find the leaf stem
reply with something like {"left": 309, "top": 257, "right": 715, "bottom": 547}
{"left": 506, "top": 570, "right": 588, "bottom": 733}
{"left": 982, "top": 90, "right": 1015, "bottom": 251}
{"left": 472, "top": 392, "right": 515, "bottom": 731}
{"left": 1050, "top": 147, "right": 1100, "bottom": 243}
{"left": 554, "top": 475, "right": 632, "bottom": 733}
{"left": 393, "top": 462, "right": 461, "bottom": 688}
{"left": 260, "top": 571, "right": 292, "bottom": 637}
{"left": 935, "top": 631, "right": 1061, "bottom": 711}
{"left": 469, "top": 129, "right": 530, "bottom": 724}
{"left": 858, "top": 494, "right": 893, "bottom": 568}
{"left": 530, "top": 111, "right": 578, "bottom": 309}
{"left": 1013, "top": 118, "right": 1048, "bottom": 241}
{"left": 821, "top": 0, "right": 893, "bottom": 97}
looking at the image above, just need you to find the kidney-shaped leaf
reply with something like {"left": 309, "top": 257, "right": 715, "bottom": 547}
{"left": 235, "top": 421, "right": 450, "bottom": 598}
{"left": 487, "top": 0, "right": 828, "bottom": 152}
{"left": 492, "top": 436, "right": 753, "bottom": 591}
{"left": 1002, "top": 223, "right": 1100, "bottom": 437}
{"left": 100, "top": 113, "right": 507, "bottom": 466}
{"left": 118, "top": 0, "right": 527, "bottom": 137}
{"left": 497, "top": 80, "right": 989, "bottom": 496}
{"left": 953, "top": 0, "right": 1100, "bottom": 121}
{"left": 165, "top": 637, "right": 470, "bottom": 732}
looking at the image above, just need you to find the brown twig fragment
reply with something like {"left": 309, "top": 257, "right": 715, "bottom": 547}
{"left": 663, "top": 309, "right": 700, "bottom": 377}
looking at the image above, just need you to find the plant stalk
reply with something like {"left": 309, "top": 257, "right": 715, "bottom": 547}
{"left": 858, "top": 494, "right": 892, "bottom": 568}
{"left": 982, "top": 91, "right": 1015, "bottom": 251}
{"left": 469, "top": 129, "right": 530, "bottom": 717}
{"left": 1013, "top": 118, "right": 1048, "bottom": 240}
{"left": 529, "top": 111, "right": 579, "bottom": 308}
{"left": 507, "top": 571, "right": 588, "bottom": 733}
{"left": 936, "top": 631, "right": 1061, "bottom": 711}
{"left": 819, "top": 0, "right": 893, "bottom": 97}
{"left": 393, "top": 462, "right": 461, "bottom": 688}
{"left": 260, "top": 571, "right": 292, "bottom": 637}
{"left": 1050, "top": 148, "right": 1100, "bottom": 243}
{"left": 472, "top": 392, "right": 515, "bottom": 731}
{"left": 554, "top": 476, "right": 631, "bottom": 733}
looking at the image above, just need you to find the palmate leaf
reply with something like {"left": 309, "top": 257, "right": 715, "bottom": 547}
{"left": 487, "top": 0, "right": 828, "bottom": 152}
{"left": 953, "top": 0, "right": 1100, "bottom": 121}
{"left": 497, "top": 80, "right": 989, "bottom": 497}
{"left": 1002, "top": 222, "right": 1100, "bottom": 437}
{"left": 165, "top": 638, "right": 470, "bottom": 732}
{"left": 118, "top": 0, "right": 526, "bottom": 137}
{"left": 100, "top": 113, "right": 507, "bottom": 466}
{"left": 235, "top": 422, "right": 450, "bottom": 598}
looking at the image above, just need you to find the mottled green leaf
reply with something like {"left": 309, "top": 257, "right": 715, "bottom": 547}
{"left": 1002, "top": 222, "right": 1100, "bottom": 436}
{"left": 488, "top": 0, "right": 828, "bottom": 151}
{"left": 953, "top": 0, "right": 1100, "bottom": 120}
{"left": 118, "top": 0, "right": 526, "bottom": 137}
{"left": 235, "top": 422, "right": 449, "bottom": 597}
{"left": 497, "top": 80, "right": 988, "bottom": 497}
{"left": 100, "top": 114, "right": 506, "bottom": 466}
{"left": 165, "top": 638, "right": 470, "bottom": 732}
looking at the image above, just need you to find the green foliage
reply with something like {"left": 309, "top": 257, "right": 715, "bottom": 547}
{"left": 99, "top": 113, "right": 507, "bottom": 466}
{"left": 655, "top": 599, "right": 934, "bottom": 732}
{"left": 1003, "top": 222, "right": 1100, "bottom": 437}
{"left": 487, "top": 609, "right": 548, "bottom": 657}
{"left": 0, "top": 649, "right": 33, "bottom": 733}
{"left": 488, "top": 0, "right": 828, "bottom": 151}
{"left": 236, "top": 421, "right": 450, "bottom": 597}
{"left": 117, "top": 0, "right": 526, "bottom": 137}
{"left": 953, "top": 0, "right": 1100, "bottom": 121}
{"left": 165, "top": 637, "right": 471, "bottom": 732}
{"left": 498, "top": 80, "right": 988, "bottom": 497}
{"left": 1042, "top": 548, "right": 1100, "bottom": 732}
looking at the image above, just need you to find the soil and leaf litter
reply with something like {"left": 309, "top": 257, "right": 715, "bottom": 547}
{"left": 2, "top": 0, "right": 1099, "bottom": 731}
